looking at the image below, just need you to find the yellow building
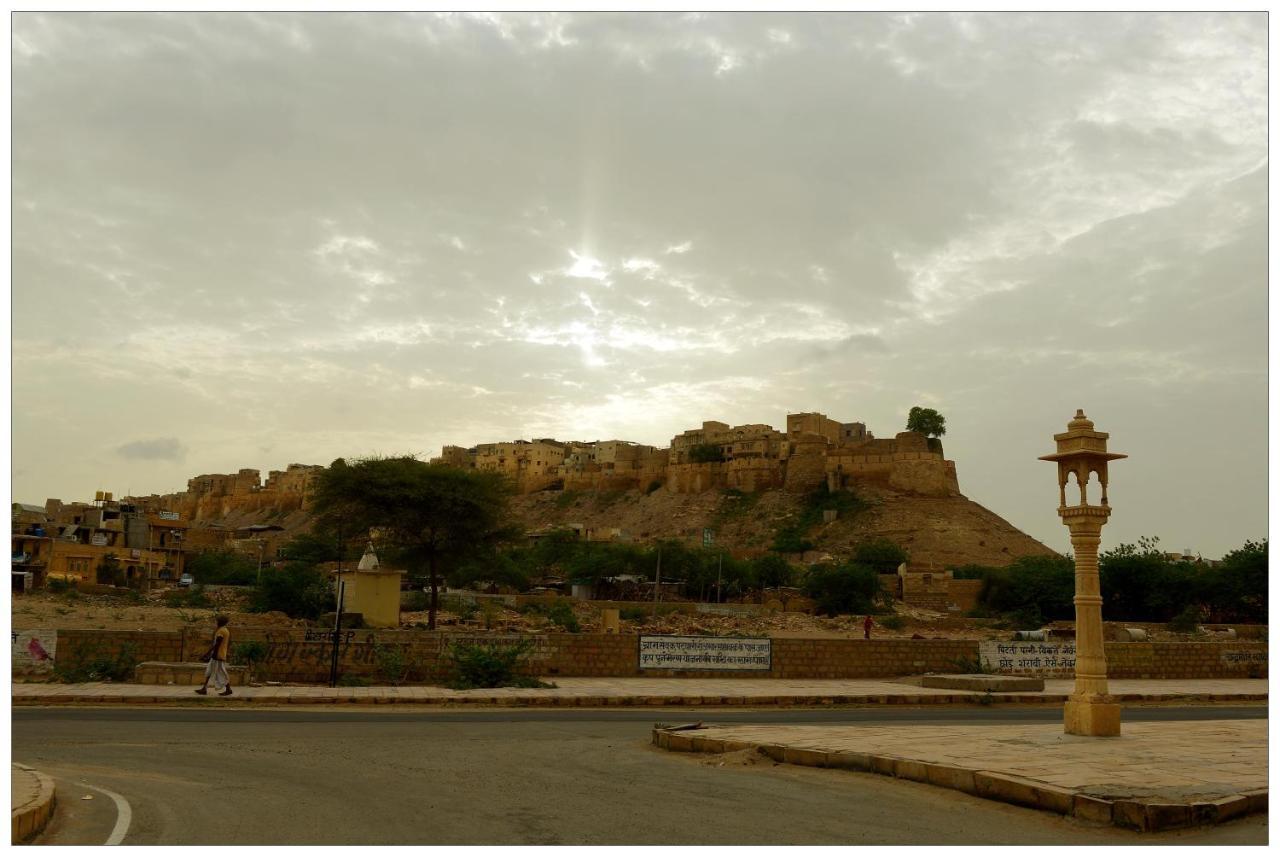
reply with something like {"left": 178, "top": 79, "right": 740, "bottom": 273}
{"left": 333, "top": 544, "right": 405, "bottom": 628}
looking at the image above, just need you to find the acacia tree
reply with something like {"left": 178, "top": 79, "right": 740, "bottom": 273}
{"left": 906, "top": 406, "right": 946, "bottom": 438}
{"left": 311, "top": 456, "right": 517, "bottom": 629}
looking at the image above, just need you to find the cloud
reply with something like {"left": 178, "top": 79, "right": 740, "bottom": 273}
{"left": 115, "top": 437, "right": 188, "bottom": 462}
{"left": 10, "top": 12, "right": 1266, "bottom": 557}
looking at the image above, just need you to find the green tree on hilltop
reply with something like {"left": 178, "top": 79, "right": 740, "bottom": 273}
{"left": 906, "top": 406, "right": 946, "bottom": 438}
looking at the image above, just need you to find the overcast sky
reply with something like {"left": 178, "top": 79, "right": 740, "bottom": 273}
{"left": 12, "top": 12, "right": 1267, "bottom": 557}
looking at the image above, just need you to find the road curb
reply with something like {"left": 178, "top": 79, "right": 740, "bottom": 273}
{"left": 10, "top": 691, "right": 1267, "bottom": 708}
{"left": 651, "top": 727, "right": 1267, "bottom": 832}
{"left": 11, "top": 764, "right": 56, "bottom": 844}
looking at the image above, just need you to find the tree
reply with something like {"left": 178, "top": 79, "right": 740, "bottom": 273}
{"left": 803, "top": 561, "right": 882, "bottom": 616}
{"left": 311, "top": 456, "right": 517, "bottom": 629}
{"left": 187, "top": 549, "right": 258, "bottom": 586}
{"left": 852, "top": 538, "right": 908, "bottom": 574}
{"left": 906, "top": 406, "right": 946, "bottom": 438}
{"left": 752, "top": 554, "right": 794, "bottom": 589}
{"left": 95, "top": 554, "right": 125, "bottom": 587}
{"left": 249, "top": 562, "right": 335, "bottom": 619}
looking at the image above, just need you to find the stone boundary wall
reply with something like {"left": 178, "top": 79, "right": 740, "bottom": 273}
{"left": 44, "top": 630, "right": 1267, "bottom": 684}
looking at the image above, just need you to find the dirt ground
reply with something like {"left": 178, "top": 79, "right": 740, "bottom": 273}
{"left": 13, "top": 589, "right": 1239, "bottom": 643}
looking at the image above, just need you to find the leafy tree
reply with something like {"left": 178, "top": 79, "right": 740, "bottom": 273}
{"left": 852, "top": 538, "right": 908, "bottom": 574}
{"left": 249, "top": 562, "right": 335, "bottom": 619}
{"left": 278, "top": 532, "right": 357, "bottom": 566}
{"left": 981, "top": 554, "right": 1075, "bottom": 621}
{"left": 1199, "top": 539, "right": 1266, "bottom": 624}
{"left": 906, "top": 406, "right": 946, "bottom": 438}
{"left": 803, "top": 561, "right": 882, "bottom": 616}
{"left": 95, "top": 554, "right": 125, "bottom": 586}
{"left": 688, "top": 443, "right": 726, "bottom": 464}
{"left": 752, "top": 554, "right": 794, "bottom": 589}
{"left": 448, "top": 552, "right": 532, "bottom": 592}
{"left": 186, "top": 550, "right": 258, "bottom": 586}
{"left": 311, "top": 456, "right": 517, "bottom": 629}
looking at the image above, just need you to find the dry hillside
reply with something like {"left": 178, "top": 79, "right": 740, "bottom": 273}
{"left": 509, "top": 484, "right": 1055, "bottom": 568}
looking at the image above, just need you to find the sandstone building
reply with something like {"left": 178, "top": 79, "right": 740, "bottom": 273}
{"left": 433, "top": 411, "right": 961, "bottom": 498}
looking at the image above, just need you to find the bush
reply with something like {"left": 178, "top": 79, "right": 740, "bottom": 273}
{"left": 47, "top": 577, "right": 74, "bottom": 595}
{"left": 1167, "top": 605, "right": 1203, "bottom": 634}
{"left": 446, "top": 640, "right": 551, "bottom": 689}
{"left": 373, "top": 644, "right": 412, "bottom": 685}
{"left": 404, "top": 590, "right": 432, "bottom": 612}
{"left": 54, "top": 643, "right": 139, "bottom": 683}
{"left": 619, "top": 606, "right": 648, "bottom": 622}
{"left": 230, "top": 640, "right": 268, "bottom": 669}
{"left": 546, "top": 601, "right": 581, "bottom": 633}
{"left": 95, "top": 556, "right": 126, "bottom": 587}
{"left": 879, "top": 614, "right": 906, "bottom": 631}
{"left": 752, "top": 554, "right": 794, "bottom": 589}
{"left": 645, "top": 479, "right": 664, "bottom": 495}
{"left": 248, "top": 563, "right": 335, "bottom": 619}
{"left": 803, "top": 562, "right": 882, "bottom": 616}
{"left": 852, "top": 539, "right": 908, "bottom": 574}
{"left": 188, "top": 550, "right": 259, "bottom": 586}
{"left": 170, "top": 585, "right": 213, "bottom": 609}
{"left": 981, "top": 555, "right": 1075, "bottom": 621}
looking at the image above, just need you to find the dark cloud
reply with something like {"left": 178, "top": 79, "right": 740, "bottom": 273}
{"left": 115, "top": 438, "right": 188, "bottom": 462}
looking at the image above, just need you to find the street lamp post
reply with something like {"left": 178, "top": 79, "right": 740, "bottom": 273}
{"left": 1040, "top": 409, "right": 1127, "bottom": 737}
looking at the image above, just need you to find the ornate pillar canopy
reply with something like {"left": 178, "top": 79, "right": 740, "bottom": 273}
{"left": 1040, "top": 409, "right": 1126, "bottom": 737}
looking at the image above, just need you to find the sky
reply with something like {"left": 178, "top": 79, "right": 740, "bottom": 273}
{"left": 11, "top": 11, "right": 1267, "bottom": 558}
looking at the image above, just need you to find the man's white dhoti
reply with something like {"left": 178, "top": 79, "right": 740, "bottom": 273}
{"left": 205, "top": 659, "right": 230, "bottom": 691}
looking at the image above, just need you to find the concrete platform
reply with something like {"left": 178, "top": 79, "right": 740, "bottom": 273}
{"left": 920, "top": 674, "right": 1046, "bottom": 692}
{"left": 11, "top": 764, "right": 56, "bottom": 843}
{"left": 653, "top": 719, "right": 1267, "bottom": 831}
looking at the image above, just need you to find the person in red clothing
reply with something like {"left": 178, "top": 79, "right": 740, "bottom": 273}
{"left": 863, "top": 615, "right": 873, "bottom": 640}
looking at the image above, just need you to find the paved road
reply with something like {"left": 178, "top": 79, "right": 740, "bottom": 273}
{"left": 15, "top": 707, "right": 1267, "bottom": 845}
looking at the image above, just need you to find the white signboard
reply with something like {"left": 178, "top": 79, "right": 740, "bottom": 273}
{"left": 12, "top": 630, "right": 57, "bottom": 674}
{"left": 639, "top": 635, "right": 771, "bottom": 671}
{"left": 980, "top": 640, "right": 1076, "bottom": 677}
{"left": 158, "top": 511, "right": 180, "bottom": 521}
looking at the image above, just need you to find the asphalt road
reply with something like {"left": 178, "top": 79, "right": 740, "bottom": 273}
{"left": 15, "top": 706, "right": 1268, "bottom": 845}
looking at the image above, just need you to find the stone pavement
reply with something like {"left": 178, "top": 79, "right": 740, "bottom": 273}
{"left": 11, "top": 764, "right": 56, "bottom": 843}
{"left": 654, "top": 719, "right": 1267, "bottom": 832}
{"left": 10, "top": 677, "right": 1268, "bottom": 707}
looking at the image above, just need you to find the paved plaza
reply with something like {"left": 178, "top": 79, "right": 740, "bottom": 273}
{"left": 11, "top": 677, "right": 1268, "bottom": 707}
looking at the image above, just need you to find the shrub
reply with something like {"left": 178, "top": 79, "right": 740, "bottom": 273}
{"left": 546, "top": 601, "right": 581, "bottom": 633}
{"left": 170, "top": 585, "right": 213, "bottom": 609}
{"left": 852, "top": 539, "right": 908, "bottom": 575}
{"left": 187, "top": 549, "right": 259, "bottom": 586}
{"left": 248, "top": 563, "right": 335, "bottom": 619}
{"left": 981, "top": 555, "right": 1075, "bottom": 621}
{"left": 47, "top": 577, "right": 74, "bottom": 594}
{"left": 373, "top": 644, "right": 412, "bottom": 685}
{"left": 951, "top": 654, "right": 996, "bottom": 675}
{"left": 619, "top": 606, "right": 648, "bottom": 622}
{"left": 803, "top": 562, "right": 882, "bottom": 616}
{"left": 645, "top": 479, "right": 664, "bottom": 495}
{"left": 404, "top": 590, "right": 432, "bottom": 613}
{"left": 95, "top": 556, "right": 126, "bottom": 587}
{"left": 446, "top": 640, "right": 551, "bottom": 689}
{"left": 1167, "top": 605, "right": 1203, "bottom": 634}
{"left": 752, "top": 554, "right": 794, "bottom": 589}
{"left": 230, "top": 641, "right": 268, "bottom": 669}
{"left": 338, "top": 675, "right": 371, "bottom": 687}
{"left": 55, "top": 643, "right": 139, "bottom": 683}
{"left": 879, "top": 614, "right": 906, "bottom": 631}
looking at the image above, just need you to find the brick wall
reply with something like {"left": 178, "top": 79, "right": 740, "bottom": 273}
{"left": 43, "top": 630, "right": 1268, "bottom": 684}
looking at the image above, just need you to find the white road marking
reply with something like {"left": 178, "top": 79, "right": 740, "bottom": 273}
{"left": 74, "top": 779, "right": 133, "bottom": 845}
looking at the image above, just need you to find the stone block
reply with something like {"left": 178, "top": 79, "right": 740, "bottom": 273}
{"left": 973, "top": 772, "right": 1041, "bottom": 809}
{"left": 827, "top": 751, "right": 872, "bottom": 772}
{"left": 782, "top": 747, "right": 829, "bottom": 767}
{"left": 1144, "top": 803, "right": 1192, "bottom": 831}
{"left": 1063, "top": 699, "right": 1121, "bottom": 736}
{"left": 923, "top": 763, "right": 977, "bottom": 795}
{"left": 1111, "top": 799, "right": 1148, "bottom": 831}
{"left": 869, "top": 755, "right": 897, "bottom": 776}
{"left": 1242, "top": 789, "right": 1268, "bottom": 814}
{"left": 1072, "top": 794, "right": 1114, "bottom": 824}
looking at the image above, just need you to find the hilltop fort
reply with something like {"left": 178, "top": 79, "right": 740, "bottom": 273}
{"left": 431, "top": 411, "right": 961, "bottom": 498}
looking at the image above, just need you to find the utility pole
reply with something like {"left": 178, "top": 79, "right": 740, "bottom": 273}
{"left": 257, "top": 539, "right": 266, "bottom": 585}
{"left": 717, "top": 551, "right": 723, "bottom": 604}
{"left": 652, "top": 546, "right": 662, "bottom": 618}
{"left": 329, "top": 521, "right": 345, "bottom": 688}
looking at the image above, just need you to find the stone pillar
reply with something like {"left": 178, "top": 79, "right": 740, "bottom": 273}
{"left": 1040, "top": 410, "right": 1125, "bottom": 738}
{"left": 1061, "top": 509, "right": 1119, "bottom": 736}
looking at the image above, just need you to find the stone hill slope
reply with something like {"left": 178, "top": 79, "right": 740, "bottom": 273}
{"left": 509, "top": 485, "right": 1057, "bottom": 569}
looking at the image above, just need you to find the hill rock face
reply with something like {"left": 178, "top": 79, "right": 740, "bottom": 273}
{"left": 509, "top": 484, "right": 1057, "bottom": 569}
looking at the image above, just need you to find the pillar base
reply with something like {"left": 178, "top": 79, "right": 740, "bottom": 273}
{"left": 1064, "top": 698, "right": 1121, "bottom": 736}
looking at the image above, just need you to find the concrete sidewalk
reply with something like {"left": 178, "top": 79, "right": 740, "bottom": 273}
{"left": 11, "top": 677, "right": 1268, "bottom": 707}
{"left": 653, "top": 719, "right": 1267, "bottom": 832}
{"left": 11, "top": 764, "right": 56, "bottom": 843}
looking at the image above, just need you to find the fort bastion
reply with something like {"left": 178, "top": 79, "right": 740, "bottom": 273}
{"left": 431, "top": 411, "right": 961, "bottom": 498}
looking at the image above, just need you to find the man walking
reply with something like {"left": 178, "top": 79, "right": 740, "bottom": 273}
{"left": 196, "top": 615, "right": 233, "bottom": 696}
{"left": 863, "top": 614, "right": 873, "bottom": 640}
